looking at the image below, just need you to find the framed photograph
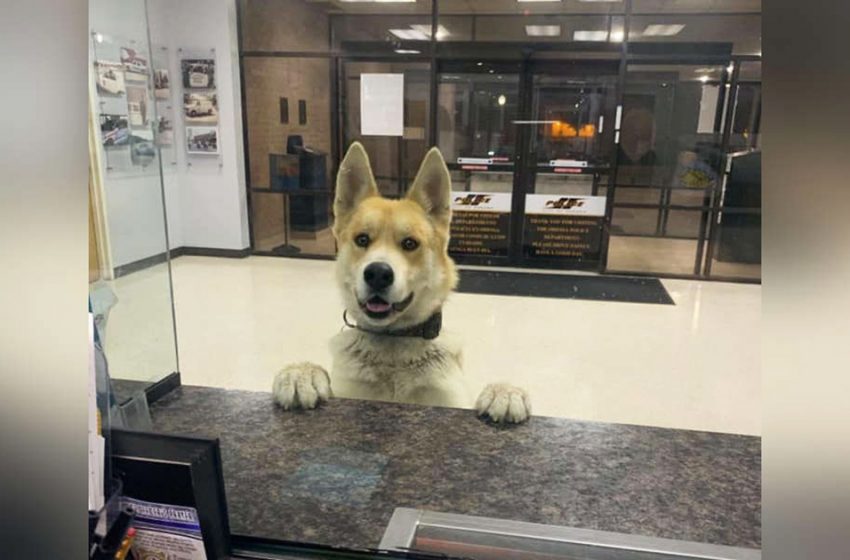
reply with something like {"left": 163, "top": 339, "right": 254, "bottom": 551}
{"left": 153, "top": 69, "right": 170, "bottom": 99}
{"left": 120, "top": 46, "right": 148, "bottom": 73}
{"left": 183, "top": 92, "right": 218, "bottom": 124}
{"left": 99, "top": 114, "right": 129, "bottom": 146}
{"left": 129, "top": 130, "right": 156, "bottom": 166}
{"left": 126, "top": 86, "right": 148, "bottom": 127}
{"left": 181, "top": 58, "right": 215, "bottom": 89}
{"left": 156, "top": 114, "right": 174, "bottom": 146}
{"left": 186, "top": 126, "right": 219, "bottom": 155}
{"left": 94, "top": 61, "right": 125, "bottom": 95}
{"left": 111, "top": 429, "right": 231, "bottom": 559}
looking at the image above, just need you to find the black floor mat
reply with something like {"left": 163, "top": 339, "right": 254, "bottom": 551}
{"left": 456, "top": 269, "right": 674, "bottom": 305}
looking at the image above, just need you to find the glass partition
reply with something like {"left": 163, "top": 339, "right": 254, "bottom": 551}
{"left": 123, "top": 1, "right": 764, "bottom": 558}
{"left": 89, "top": 0, "right": 178, "bottom": 403}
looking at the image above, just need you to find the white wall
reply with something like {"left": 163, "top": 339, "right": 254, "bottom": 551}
{"left": 148, "top": 0, "right": 249, "bottom": 252}
{"left": 91, "top": 0, "right": 249, "bottom": 268}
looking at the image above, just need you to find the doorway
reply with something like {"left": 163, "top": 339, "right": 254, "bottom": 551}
{"left": 436, "top": 59, "right": 620, "bottom": 271}
{"left": 335, "top": 53, "right": 755, "bottom": 279}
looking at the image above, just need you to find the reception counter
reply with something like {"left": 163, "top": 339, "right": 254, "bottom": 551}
{"left": 148, "top": 385, "right": 761, "bottom": 551}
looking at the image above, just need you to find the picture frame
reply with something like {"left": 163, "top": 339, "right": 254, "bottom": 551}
{"left": 183, "top": 92, "right": 218, "bottom": 124}
{"left": 111, "top": 429, "right": 231, "bottom": 560}
{"left": 126, "top": 86, "right": 149, "bottom": 127}
{"left": 154, "top": 69, "right": 170, "bottom": 99}
{"left": 94, "top": 61, "right": 125, "bottom": 95}
{"left": 181, "top": 58, "right": 215, "bottom": 89}
{"left": 120, "top": 46, "right": 148, "bottom": 74}
{"left": 99, "top": 114, "right": 129, "bottom": 147}
{"left": 186, "top": 126, "right": 219, "bottom": 155}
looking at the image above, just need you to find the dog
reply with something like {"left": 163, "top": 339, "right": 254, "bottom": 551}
{"left": 272, "top": 142, "right": 531, "bottom": 424}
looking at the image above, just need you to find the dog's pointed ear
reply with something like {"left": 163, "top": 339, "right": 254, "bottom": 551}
{"left": 334, "top": 142, "right": 378, "bottom": 235}
{"left": 406, "top": 147, "right": 452, "bottom": 227}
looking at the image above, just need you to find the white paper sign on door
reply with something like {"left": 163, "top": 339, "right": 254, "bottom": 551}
{"left": 360, "top": 73, "right": 404, "bottom": 136}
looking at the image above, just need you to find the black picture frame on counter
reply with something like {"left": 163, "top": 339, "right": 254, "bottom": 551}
{"left": 111, "top": 429, "right": 231, "bottom": 559}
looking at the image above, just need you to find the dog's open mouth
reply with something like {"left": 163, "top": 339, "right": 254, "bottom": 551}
{"left": 361, "top": 293, "right": 414, "bottom": 320}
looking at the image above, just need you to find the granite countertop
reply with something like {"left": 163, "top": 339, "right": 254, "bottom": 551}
{"left": 149, "top": 385, "right": 761, "bottom": 551}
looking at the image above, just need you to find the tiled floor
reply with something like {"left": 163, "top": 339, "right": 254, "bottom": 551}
{"left": 103, "top": 255, "right": 761, "bottom": 435}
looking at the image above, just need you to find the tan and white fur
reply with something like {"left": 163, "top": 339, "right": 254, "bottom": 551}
{"left": 272, "top": 142, "right": 531, "bottom": 423}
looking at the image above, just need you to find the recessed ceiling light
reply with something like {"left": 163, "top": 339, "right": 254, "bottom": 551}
{"left": 389, "top": 28, "right": 429, "bottom": 40}
{"left": 477, "top": 62, "right": 484, "bottom": 66}
{"left": 410, "top": 24, "right": 451, "bottom": 40}
{"left": 395, "top": 49, "right": 421, "bottom": 54}
{"left": 573, "top": 30, "right": 608, "bottom": 41}
{"left": 699, "top": 75, "right": 709, "bottom": 83}
{"left": 642, "top": 24, "right": 686, "bottom": 37}
{"left": 498, "top": 95, "right": 507, "bottom": 106}
{"left": 340, "top": 0, "right": 416, "bottom": 3}
{"left": 609, "top": 30, "right": 625, "bottom": 42}
{"left": 517, "top": 0, "right": 561, "bottom": 3}
{"left": 578, "top": 0, "right": 620, "bottom": 2}
{"left": 526, "top": 25, "right": 561, "bottom": 37}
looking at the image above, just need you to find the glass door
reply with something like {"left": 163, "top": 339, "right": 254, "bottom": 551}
{"left": 519, "top": 61, "right": 620, "bottom": 270}
{"left": 437, "top": 61, "right": 522, "bottom": 263}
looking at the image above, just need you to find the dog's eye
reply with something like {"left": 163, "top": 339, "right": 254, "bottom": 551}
{"left": 401, "top": 237, "right": 419, "bottom": 251}
{"left": 354, "top": 233, "right": 370, "bottom": 248}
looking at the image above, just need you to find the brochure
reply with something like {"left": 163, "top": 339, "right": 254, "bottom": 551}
{"left": 121, "top": 497, "right": 207, "bottom": 560}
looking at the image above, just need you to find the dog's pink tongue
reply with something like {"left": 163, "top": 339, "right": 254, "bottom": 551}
{"left": 366, "top": 299, "right": 392, "bottom": 313}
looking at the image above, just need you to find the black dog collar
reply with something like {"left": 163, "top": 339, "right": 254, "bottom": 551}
{"left": 343, "top": 309, "right": 442, "bottom": 340}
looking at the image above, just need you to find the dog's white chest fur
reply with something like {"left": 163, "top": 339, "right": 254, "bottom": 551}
{"left": 329, "top": 329, "right": 469, "bottom": 408}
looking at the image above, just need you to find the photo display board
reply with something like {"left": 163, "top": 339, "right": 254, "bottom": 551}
{"left": 91, "top": 32, "right": 160, "bottom": 175}
{"left": 178, "top": 47, "right": 221, "bottom": 167}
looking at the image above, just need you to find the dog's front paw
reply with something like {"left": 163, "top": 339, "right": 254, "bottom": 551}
{"left": 272, "top": 362, "right": 332, "bottom": 410}
{"left": 475, "top": 383, "right": 531, "bottom": 424}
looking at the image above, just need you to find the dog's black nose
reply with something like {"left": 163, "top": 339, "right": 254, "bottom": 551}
{"left": 364, "top": 262, "right": 394, "bottom": 291}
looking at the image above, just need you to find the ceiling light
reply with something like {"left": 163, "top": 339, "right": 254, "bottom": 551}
{"left": 498, "top": 95, "right": 507, "bottom": 106}
{"left": 578, "top": 0, "right": 620, "bottom": 2}
{"left": 395, "top": 49, "right": 421, "bottom": 54}
{"left": 340, "top": 0, "right": 416, "bottom": 3}
{"left": 573, "top": 30, "right": 607, "bottom": 41}
{"left": 727, "top": 63, "right": 734, "bottom": 74}
{"left": 410, "top": 24, "right": 451, "bottom": 40}
{"left": 526, "top": 25, "right": 561, "bottom": 37}
{"left": 389, "top": 28, "right": 429, "bottom": 40}
{"left": 642, "top": 24, "right": 685, "bottom": 37}
{"left": 609, "top": 30, "right": 624, "bottom": 42}
{"left": 517, "top": 0, "right": 562, "bottom": 3}
{"left": 477, "top": 62, "right": 483, "bottom": 66}
{"left": 699, "top": 75, "right": 709, "bottom": 83}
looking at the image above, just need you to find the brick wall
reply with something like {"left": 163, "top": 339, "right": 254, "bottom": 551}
{"left": 240, "top": 0, "right": 328, "bottom": 53}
